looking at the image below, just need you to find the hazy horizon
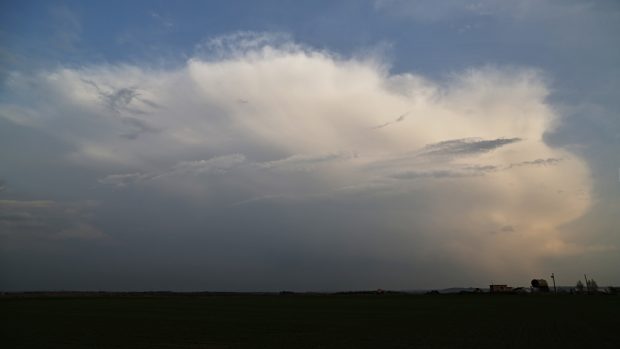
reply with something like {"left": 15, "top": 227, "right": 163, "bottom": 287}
{"left": 1, "top": 0, "right": 619, "bottom": 292}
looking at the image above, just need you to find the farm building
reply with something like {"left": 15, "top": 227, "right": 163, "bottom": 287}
{"left": 489, "top": 284, "right": 513, "bottom": 293}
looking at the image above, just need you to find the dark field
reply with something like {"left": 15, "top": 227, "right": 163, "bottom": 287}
{"left": 1, "top": 293, "right": 618, "bottom": 348}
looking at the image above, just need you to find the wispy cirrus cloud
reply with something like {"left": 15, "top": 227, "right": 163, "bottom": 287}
{"left": 98, "top": 151, "right": 355, "bottom": 187}
{"left": 508, "top": 157, "right": 562, "bottom": 168}
{"left": 258, "top": 152, "right": 355, "bottom": 171}
{"left": 99, "top": 154, "right": 246, "bottom": 186}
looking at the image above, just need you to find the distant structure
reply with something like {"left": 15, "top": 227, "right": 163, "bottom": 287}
{"left": 512, "top": 287, "right": 530, "bottom": 294}
{"left": 531, "top": 279, "right": 550, "bottom": 292}
{"left": 489, "top": 284, "right": 513, "bottom": 293}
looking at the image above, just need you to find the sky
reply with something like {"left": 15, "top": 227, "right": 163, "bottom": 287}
{"left": 0, "top": 0, "right": 618, "bottom": 291}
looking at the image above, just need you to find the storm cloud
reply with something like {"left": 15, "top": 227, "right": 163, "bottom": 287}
{"left": 0, "top": 199, "right": 105, "bottom": 240}
{"left": 0, "top": 33, "right": 601, "bottom": 290}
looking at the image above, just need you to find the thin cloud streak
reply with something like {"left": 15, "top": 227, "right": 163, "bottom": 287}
{"left": 418, "top": 137, "right": 522, "bottom": 157}
{"left": 371, "top": 111, "right": 410, "bottom": 129}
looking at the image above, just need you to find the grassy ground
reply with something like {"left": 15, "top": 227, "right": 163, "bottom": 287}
{"left": 1, "top": 293, "right": 618, "bottom": 348}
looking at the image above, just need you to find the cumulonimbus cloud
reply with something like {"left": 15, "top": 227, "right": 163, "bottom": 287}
{"left": 0, "top": 32, "right": 596, "bottom": 285}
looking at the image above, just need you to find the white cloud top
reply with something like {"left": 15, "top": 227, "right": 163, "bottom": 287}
{"left": 0, "top": 33, "right": 596, "bottom": 287}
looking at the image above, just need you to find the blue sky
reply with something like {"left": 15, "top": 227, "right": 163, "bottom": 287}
{"left": 1, "top": 0, "right": 619, "bottom": 291}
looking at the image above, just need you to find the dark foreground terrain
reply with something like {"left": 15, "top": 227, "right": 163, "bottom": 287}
{"left": 1, "top": 293, "right": 618, "bottom": 348}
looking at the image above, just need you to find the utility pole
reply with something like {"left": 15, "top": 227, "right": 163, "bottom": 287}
{"left": 551, "top": 273, "right": 557, "bottom": 294}
{"left": 584, "top": 274, "right": 589, "bottom": 293}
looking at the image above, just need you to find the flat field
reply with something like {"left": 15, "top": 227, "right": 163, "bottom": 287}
{"left": 1, "top": 293, "right": 618, "bottom": 348}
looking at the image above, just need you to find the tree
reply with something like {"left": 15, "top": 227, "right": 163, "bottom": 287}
{"left": 576, "top": 280, "right": 584, "bottom": 293}
{"left": 587, "top": 279, "right": 598, "bottom": 293}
